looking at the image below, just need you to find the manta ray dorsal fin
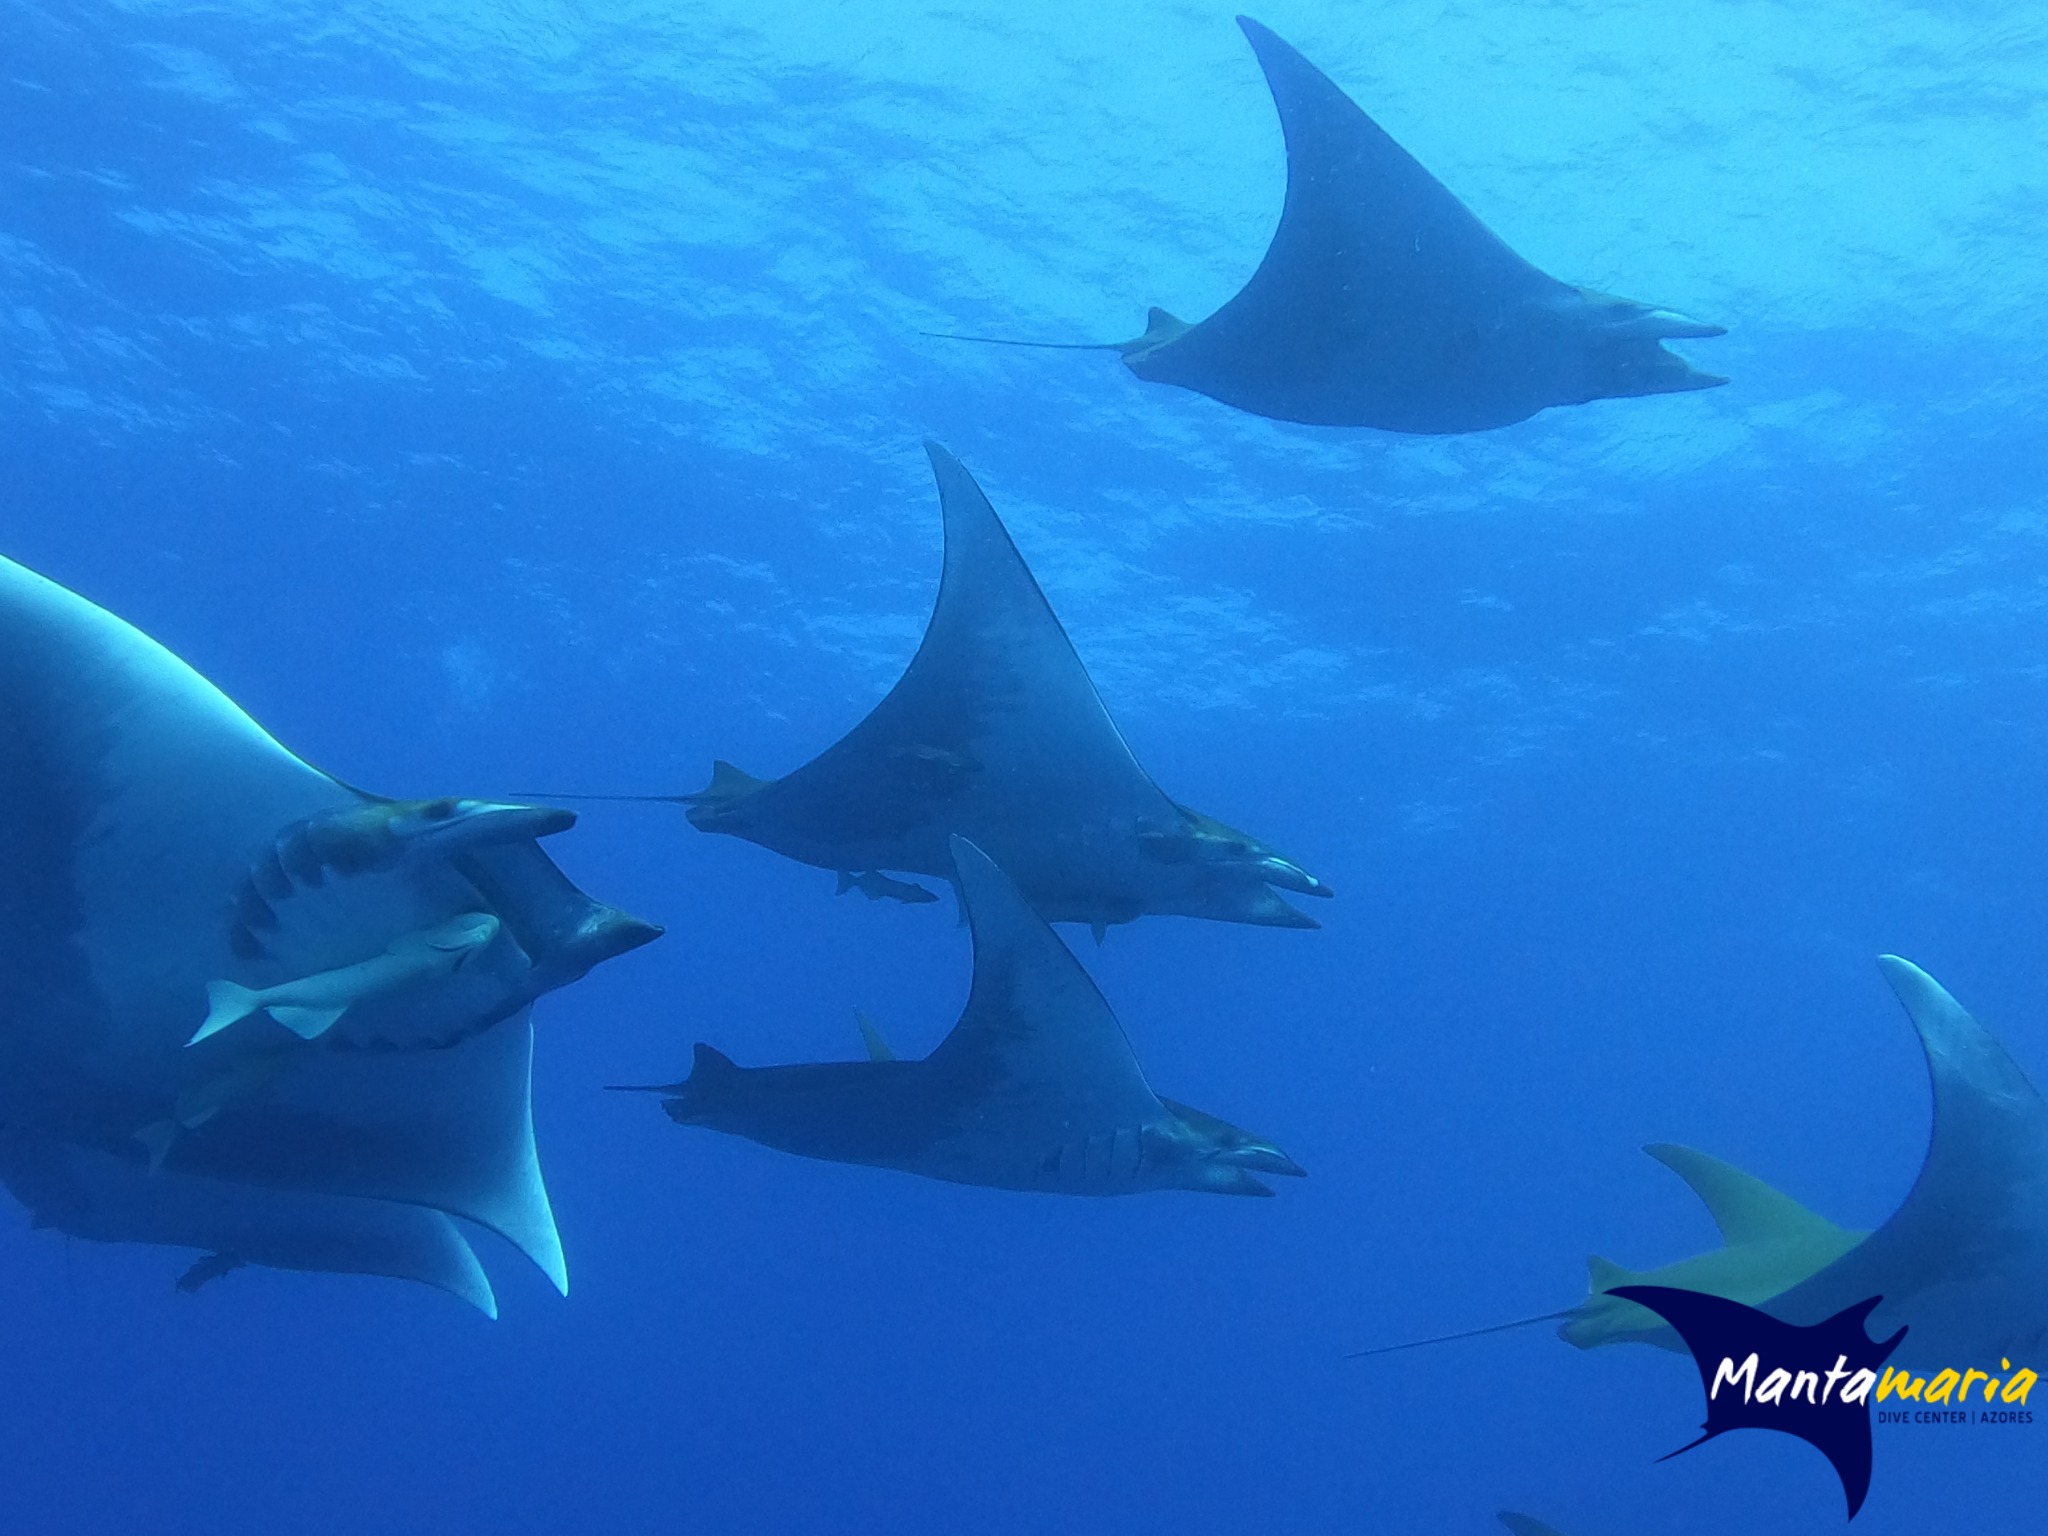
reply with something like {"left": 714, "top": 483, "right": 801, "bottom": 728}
{"left": 1585, "top": 1254, "right": 1635, "bottom": 1292}
{"left": 1212, "top": 18, "right": 1562, "bottom": 340}
{"left": 1642, "top": 1142, "right": 1849, "bottom": 1250}
{"left": 929, "top": 838, "right": 1162, "bottom": 1128}
{"left": 855, "top": 1010, "right": 896, "bottom": 1062}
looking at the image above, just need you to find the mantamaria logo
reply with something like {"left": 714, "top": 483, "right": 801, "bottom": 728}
{"left": 1611, "top": 1285, "right": 2037, "bottom": 1519}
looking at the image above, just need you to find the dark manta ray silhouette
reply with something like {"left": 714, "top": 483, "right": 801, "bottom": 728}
{"left": 929, "top": 16, "right": 1725, "bottom": 432}
{"left": 0, "top": 552, "right": 659, "bottom": 1312}
{"left": 1762, "top": 955, "right": 2048, "bottom": 1367}
{"left": 677, "top": 442, "right": 1328, "bottom": 935}
{"left": 616, "top": 837, "right": 1306, "bottom": 1197}
{"left": 1611, "top": 1286, "right": 1904, "bottom": 1520}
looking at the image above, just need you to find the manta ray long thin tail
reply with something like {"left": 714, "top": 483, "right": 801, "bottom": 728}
{"left": 919, "top": 329, "right": 1123, "bottom": 351}
{"left": 505, "top": 791, "right": 691, "bottom": 806}
{"left": 1343, "top": 1308, "right": 1576, "bottom": 1360}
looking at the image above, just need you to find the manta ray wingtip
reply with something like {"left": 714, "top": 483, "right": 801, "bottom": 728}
{"left": 1873, "top": 953, "right": 1962, "bottom": 1025}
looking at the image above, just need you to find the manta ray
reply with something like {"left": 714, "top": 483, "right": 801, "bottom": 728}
{"left": 617, "top": 836, "right": 1306, "bottom": 1197}
{"left": 0, "top": 551, "right": 660, "bottom": 1312}
{"left": 930, "top": 16, "right": 1725, "bottom": 432}
{"left": 1346, "top": 1143, "right": 1865, "bottom": 1358}
{"left": 1357, "top": 955, "right": 2048, "bottom": 1370}
{"left": 674, "top": 442, "right": 1328, "bottom": 935}
{"left": 1762, "top": 955, "right": 2048, "bottom": 1367}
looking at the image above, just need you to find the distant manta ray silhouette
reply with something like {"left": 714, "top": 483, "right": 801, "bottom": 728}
{"left": 535, "top": 441, "right": 1328, "bottom": 936}
{"left": 928, "top": 15, "right": 1725, "bottom": 432}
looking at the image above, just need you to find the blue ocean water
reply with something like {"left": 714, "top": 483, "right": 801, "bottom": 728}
{"left": 3, "top": 0, "right": 2045, "bottom": 1531}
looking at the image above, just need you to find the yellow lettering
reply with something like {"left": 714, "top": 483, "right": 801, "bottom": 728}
{"left": 1878, "top": 1368, "right": 1923, "bottom": 1402}
{"left": 1961, "top": 1369, "right": 1988, "bottom": 1402}
{"left": 2002, "top": 1369, "right": 2038, "bottom": 1406}
{"left": 1924, "top": 1369, "right": 1961, "bottom": 1405}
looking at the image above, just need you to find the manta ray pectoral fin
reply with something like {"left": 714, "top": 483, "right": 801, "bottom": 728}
{"left": 855, "top": 1011, "right": 895, "bottom": 1063}
{"left": 835, "top": 871, "right": 856, "bottom": 896}
{"left": 268, "top": 1003, "right": 349, "bottom": 1041}
{"left": 190, "top": 979, "right": 261, "bottom": 1045}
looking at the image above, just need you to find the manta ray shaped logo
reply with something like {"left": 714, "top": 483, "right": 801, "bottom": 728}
{"left": 1611, "top": 1285, "right": 1906, "bottom": 1519}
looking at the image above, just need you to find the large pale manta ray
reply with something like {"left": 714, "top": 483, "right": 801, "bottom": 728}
{"left": 931, "top": 15, "right": 1725, "bottom": 433}
{"left": 1351, "top": 956, "right": 2048, "bottom": 1370}
{"left": 0, "top": 552, "right": 659, "bottom": 1312}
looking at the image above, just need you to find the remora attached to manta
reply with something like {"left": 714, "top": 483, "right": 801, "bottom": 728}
{"left": 930, "top": 16, "right": 1725, "bottom": 433}
{"left": 0, "top": 552, "right": 660, "bottom": 1312}
{"left": 675, "top": 442, "right": 1329, "bottom": 935}
{"left": 617, "top": 836, "right": 1305, "bottom": 1197}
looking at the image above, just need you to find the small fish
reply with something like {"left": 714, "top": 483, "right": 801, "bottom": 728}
{"left": 190, "top": 911, "right": 503, "bottom": 1045}
{"left": 175, "top": 1252, "right": 246, "bottom": 1294}
{"left": 835, "top": 870, "right": 939, "bottom": 905}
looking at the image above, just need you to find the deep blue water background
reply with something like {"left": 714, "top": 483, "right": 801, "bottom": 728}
{"left": 3, "top": 1, "right": 2046, "bottom": 1532}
